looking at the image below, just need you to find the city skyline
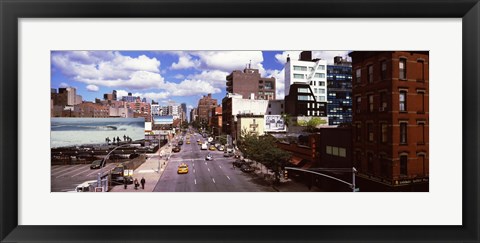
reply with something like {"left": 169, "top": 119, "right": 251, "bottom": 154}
{"left": 51, "top": 50, "right": 351, "bottom": 112}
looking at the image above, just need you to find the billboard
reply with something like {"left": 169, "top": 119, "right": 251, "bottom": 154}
{"left": 264, "top": 115, "right": 286, "bottom": 132}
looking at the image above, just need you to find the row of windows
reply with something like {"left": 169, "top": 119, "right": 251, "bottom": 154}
{"left": 294, "top": 73, "right": 326, "bottom": 79}
{"left": 356, "top": 152, "right": 427, "bottom": 177}
{"left": 355, "top": 91, "right": 426, "bottom": 113}
{"left": 310, "top": 81, "right": 325, "bottom": 86}
{"left": 354, "top": 58, "right": 426, "bottom": 83}
{"left": 326, "top": 146, "right": 347, "bottom": 157}
{"left": 293, "top": 65, "right": 326, "bottom": 71}
{"left": 355, "top": 122, "right": 426, "bottom": 144}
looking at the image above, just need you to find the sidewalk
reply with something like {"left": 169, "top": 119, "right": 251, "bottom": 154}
{"left": 110, "top": 145, "right": 172, "bottom": 192}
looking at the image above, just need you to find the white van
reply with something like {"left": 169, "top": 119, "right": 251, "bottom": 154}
{"left": 75, "top": 180, "right": 97, "bottom": 192}
{"left": 201, "top": 143, "right": 208, "bottom": 150}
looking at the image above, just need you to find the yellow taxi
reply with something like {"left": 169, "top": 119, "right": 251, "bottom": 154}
{"left": 177, "top": 163, "right": 188, "bottom": 174}
{"left": 186, "top": 140, "right": 190, "bottom": 144}
{"left": 197, "top": 140, "right": 202, "bottom": 145}
{"left": 186, "top": 135, "right": 190, "bottom": 139}
{"left": 209, "top": 145, "right": 216, "bottom": 151}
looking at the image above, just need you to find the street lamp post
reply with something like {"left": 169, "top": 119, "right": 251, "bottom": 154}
{"left": 97, "top": 143, "right": 132, "bottom": 192}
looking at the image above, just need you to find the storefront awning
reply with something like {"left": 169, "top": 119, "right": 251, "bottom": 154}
{"left": 289, "top": 156, "right": 303, "bottom": 165}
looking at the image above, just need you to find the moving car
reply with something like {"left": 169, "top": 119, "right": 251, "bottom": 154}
{"left": 172, "top": 146, "right": 181, "bottom": 153}
{"left": 209, "top": 145, "right": 216, "bottom": 151}
{"left": 223, "top": 151, "right": 234, "bottom": 157}
{"left": 178, "top": 140, "right": 183, "bottom": 146}
{"left": 218, "top": 145, "right": 225, "bottom": 151}
{"left": 90, "top": 159, "right": 103, "bottom": 169}
{"left": 201, "top": 143, "right": 208, "bottom": 150}
{"left": 197, "top": 140, "right": 202, "bottom": 145}
{"left": 205, "top": 153, "right": 213, "bottom": 161}
{"left": 177, "top": 163, "right": 189, "bottom": 174}
{"left": 186, "top": 140, "right": 190, "bottom": 144}
{"left": 75, "top": 180, "right": 98, "bottom": 192}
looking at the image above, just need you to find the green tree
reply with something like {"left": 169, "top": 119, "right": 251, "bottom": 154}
{"left": 237, "top": 130, "right": 291, "bottom": 184}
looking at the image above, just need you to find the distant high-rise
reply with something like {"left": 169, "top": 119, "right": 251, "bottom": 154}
{"left": 226, "top": 66, "right": 276, "bottom": 100}
{"left": 197, "top": 94, "right": 217, "bottom": 124}
{"left": 327, "top": 56, "right": 352, "bottom": 125}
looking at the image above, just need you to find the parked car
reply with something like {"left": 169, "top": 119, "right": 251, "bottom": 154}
{"left": 241, "top": 164, "right": 255, "bottom": 173}
{"left": 218, "top": 145, "right": 225, "bottom": 151}
{"left": 209, "top": 145, "right": 216, "bottom": 151}
{"left": 90, "top": 159, "right": 103, "bottom": 169}
{"left": 205, "top": 153, "right": 213, "bottom": 161}
{"left": 233, "top": 160, "right": 245, "bottom": 168}
{"left": 178, "top": 140, "right": 183, "bottom": 146}
{"left": 172, "top": 146, "right": 181, "bottom": 153}
{"left": 129, "top": 153, "right": 140, "bottom": 159}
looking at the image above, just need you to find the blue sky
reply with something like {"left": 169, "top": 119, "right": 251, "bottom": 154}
{"left": 51, "top": 50, "right": 350, "bottom": 112}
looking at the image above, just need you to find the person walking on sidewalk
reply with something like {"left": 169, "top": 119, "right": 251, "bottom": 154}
{"left": 140, "top": 177, "right": 146, "bottom": 189}
{"left": 134, "top": 178, "right": 139, "bottom": 190}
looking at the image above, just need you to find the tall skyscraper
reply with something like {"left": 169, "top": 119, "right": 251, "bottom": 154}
{"left": 327, "top": 56, "right": 352, "bottom": 125}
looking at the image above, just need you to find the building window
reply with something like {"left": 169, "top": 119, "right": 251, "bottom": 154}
{"left": 326, "top": 146, "right": 332, "bottom": 154}
{"left": 367, "top": 153, "right": 374, "bottom": 174}
{"left": 339, "top": 148, "right": 346, "bottom": 157}
{"left": 319, "top": 89, "right": 325, "bottom": 94}
{"left": 419, "top": 92, "right": 425, "bottom": 113}
{"left": 356, "top": 96, "right": 361, "bottom": 113}
{"left": 379, "top": 92, "right": 387, "bottom": 111}
{"left": 419, "top": 123, "right": 425, "bottom": 144}
{"left": 317, "top": 65, "right": 325, "bottom": 70}
{"left": 379, "top": 154, "right": 388, "bottom": 178}
{"left": 298, "top": 88, "right": 309, "bottom": 93}
{"left": 319, "top": 81, "right": 325, "bottom": 86}
{"left": 381, "top": 124, "right": 388, "bottom": 143}
{"left": 399, "top": 58, "right": 407, "bottom": 80}
{"left": 355, "top": 68, "right": 361, "bottom": 83}
{"left": 293, "top": 66, "right": 307, "bottom": 71}
{"left": 399, "top": 91, "right": 407, "bottom": 112}
{"left": 367, "top": 123, "right": 374, "bottom": 142}
{"left": 315, "top": 73, "right": 325, "bottom": 78}
{"left": 280, "top": 104, "right": 283, "bottom": 108}
{"left": 318, "top": 96, "right": 326, "bottom": 102}
{"left": 368, "top": 65, "right": 373, "bottom": 83}
{"left": 419, "top": 154, "right": 427, "bottom": 176}
{"left": 400, "top": 155, "right": 408, "bottom": 176}
{"left": 356, "top": 123, "right": 362, "bottom": 142}
{"left": 298, "top": 95, "right": 309, "bottom": 101}
{"left": 400, "top": 122, "right": 408, "bottom": 144}
{"left": 381, "top": 61, "right": 387, "bottom": 80}
{"left": 294, "top": 74, "right": 304, "bottom": 79}
{"left": 368, "top": 94, "right": 374, "bottom": 112}
{"left": 355, "top": 151, "right": 362, "bottom": 170}
{"left": 417, "top": 60, "right": 425, "bottom": 82}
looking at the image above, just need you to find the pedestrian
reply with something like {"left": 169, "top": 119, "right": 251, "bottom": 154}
{"left": 123, "top": 135, "right": 126, "bottom": 141}
{"left": 117, "top": 136, "right": 120, "bottom": 143}
{"left": 134, "top": 178, "right": 139, "bottom": 190}
{"left": 113, "top": 137, "right": 116, "bottom": 143}
{"left": 140, "top": 177, "right": 146, "bottom": 189}
{"left": 124, "top": 178, "right": 127, "bottom": 189}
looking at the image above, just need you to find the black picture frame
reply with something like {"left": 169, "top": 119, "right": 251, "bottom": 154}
{"left": 1, "top": 0, "right": 478, "bottom": 242}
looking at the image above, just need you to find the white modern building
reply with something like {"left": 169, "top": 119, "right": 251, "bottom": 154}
{"left": 285, "top": 51, "right": 328, "bottom": 103}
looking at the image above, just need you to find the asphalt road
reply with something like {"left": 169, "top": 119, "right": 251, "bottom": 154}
{"left": 51, "top": 162, "right": 121, "bottom": 192}
{"left": 153, "top": 133, "right": 275, "bottom": 192}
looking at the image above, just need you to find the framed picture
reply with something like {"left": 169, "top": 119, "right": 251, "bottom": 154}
{"left": 1, "top": 0, "right": 479, "bottom": 242}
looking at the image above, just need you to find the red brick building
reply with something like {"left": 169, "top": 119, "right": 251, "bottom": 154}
{"left": 349, "top": 51, "right": 429, "bottom": 191}
{"left": 197, "top": 94, "right": 217, "bottom": 125}
{"left": 226, "top": 67, "right": 276, "bottom": 100}
{"left": 210, "top": 106, "right": 223, "bottom": 136}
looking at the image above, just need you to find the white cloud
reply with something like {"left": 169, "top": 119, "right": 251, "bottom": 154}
{"left": 137, "top": 92, "right": 170, "bottom": 101}
{"left": 193, "top": 51, "right": 264, "bottom": 72}
{"left": 166, "top": 79, "right": 221, "bottom": 96}
{"left": 174, "top": 74, "right": 185, "bottom": 79}
{"left": 86, "top": 84, "right": 99, "bottom": 92}
{"left": 59, "top": 82, "right": 69, "bottom": 88}
{"left": 265, "top": 69, "right": 285, "bottom": 99}
{"left": 171, "top": 54, "right": 200, "bottom": 70}
{"left": 275, "top": 51, "right": 302, "bottom": 65}
{"left": 187, "top": 70, "right": 229, "bottom": 89}
{"left": 51, "top": 51, "right": 163, "bottom": 90}
{"left": 187, "top": 105, "right": 194, "bottom": 109}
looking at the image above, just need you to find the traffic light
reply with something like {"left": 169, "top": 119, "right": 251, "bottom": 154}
{"left": 284, "top": 170, "right": 288, "bottom": 180}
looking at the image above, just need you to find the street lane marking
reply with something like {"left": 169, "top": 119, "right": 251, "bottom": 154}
{"left": 226, "top": 176, "right": 230, "bottom": 180}
{"left": 212, "top": 178, "right": 215, "bottom": 183}
{"left": 219, "top": 165, "right": 222, "bottom": 168}
{"left": 51, "top": 165, "right": 83, "bottom": 176}
{"left": 194, "top": 179, "right": 197, "bottom": 185}
{"left": 207, "top": 168, "right": 210, "bottom": 172}
{"left": 69, "top": 167, "right": 93, "bottom": 177}
{"left": 61, "top": 165, "right": 90, "bottom": 177}
{"left": 194, "top": 169, "right": 196, "bottom": 173}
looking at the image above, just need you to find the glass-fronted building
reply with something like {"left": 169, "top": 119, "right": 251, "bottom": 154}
{"left": 327, "top": 59, "right": 352, "bottom": 125}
